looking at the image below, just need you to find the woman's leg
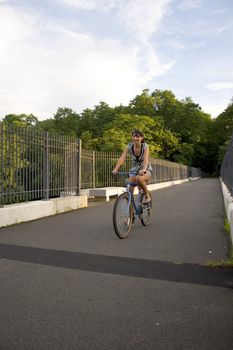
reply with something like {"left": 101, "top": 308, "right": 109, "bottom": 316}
{"left": 129, "top": 175, "right": 137, "bottom": 195}
{"left": 136, "top": 172, "right": 151, "bottom": 202}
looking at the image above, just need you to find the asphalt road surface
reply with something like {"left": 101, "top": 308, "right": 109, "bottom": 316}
{"left": 0, "top": 178, "right": 232, "bottom": 350}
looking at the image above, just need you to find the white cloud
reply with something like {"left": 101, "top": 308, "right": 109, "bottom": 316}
{"left": 141, "top": 44, "right": 175, "bottom": 80}
{"left": 179, "top": 0, "right": 202, "bottom": 10}
{"left": 59, "top": 0, "right": 96, "bottom": 10}
{"left": 205, "top": 82, "right": 233, "bottom": 91}
{"left": 215, "top": 22, "right": 233, "bottom": 35}
{"left": 169, "top": 38, "right": 186, "bottom": 50}
{"left": 214, "top": 8, "right": 229, "bottom": 15}
{"left": 59, "top": 0, "right": 173, "bottom": 44}
{"left": 115, "top": 0, "right": 175, "bottom": 81}
{"left": 170, "top": 13, "right": 233, "bottom": 38}
{"left": 190, "top": 40, "right": 205, "bottom": 49}
{"left": 116, "top": 0, "right": 172, "bottom": 44}
{"left": 58, "top": 0, "right": 118, "bottom": 12}
{"left": 0, "top": 1, "right": 175, "bottom": 119}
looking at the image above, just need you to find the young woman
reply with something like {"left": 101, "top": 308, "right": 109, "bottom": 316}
{"left": 113, "top": 129, "right": 152, "bottom": 204}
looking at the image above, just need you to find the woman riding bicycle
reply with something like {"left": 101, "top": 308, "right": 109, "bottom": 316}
{"left": 113, "top": 129, "right": 152, "bottom": 204}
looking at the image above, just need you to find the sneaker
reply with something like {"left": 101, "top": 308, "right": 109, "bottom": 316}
{"left": 142, "top": 196, "right": 151, "bottom": 205}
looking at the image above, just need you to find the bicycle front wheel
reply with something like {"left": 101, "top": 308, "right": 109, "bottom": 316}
{"left": 113, "top": 193, "right": 133, "bottom": 238}
{"left": 140, "top": 192, "right": 152, "bottom": 226}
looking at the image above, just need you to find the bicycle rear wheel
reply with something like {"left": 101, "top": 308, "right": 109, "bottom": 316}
{"left": 140, "top": 192, "right": 152, "bottom": 226}
{"left": 113, "top": 193, "right": 133, "bottom": 238}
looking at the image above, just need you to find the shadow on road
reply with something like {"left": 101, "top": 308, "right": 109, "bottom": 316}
{"left": 0, "top": 243, "right": 232, "bottom": 288}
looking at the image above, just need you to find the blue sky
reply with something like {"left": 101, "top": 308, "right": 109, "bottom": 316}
{"left": 0, "top": 0, "right": 233, "bottom": 120}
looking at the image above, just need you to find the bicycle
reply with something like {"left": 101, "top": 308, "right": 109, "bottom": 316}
{"left": 112, "top": 171, "right": 152, "bottom": 239}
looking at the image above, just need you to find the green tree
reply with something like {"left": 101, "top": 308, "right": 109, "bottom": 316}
{"left": 79, "top": 102, "right": 117, "bottom": 137}
{"left": 212, "top": 99, "right": 233, "bottom": 171}
{"left": 52, "top": 107, "right": 80, "bottom": 137}
{"left": 3, "top": 113, "right": 38, "bottom": 126}
{"left": 173, "top": 143, "right": 194, "bottom": 166}
{"left": 151, "top": 89, "right": 180, "bottom": 130}
{"left": 36, "top": 118, "right": 57, "bottom": 134}
{"left": 129, "top": 89, "right": 157, "bottom": 117}
{"left": 2, "top": 88, "right": 225, "bottom": 174}
{"left": 130, "top": 89, "right": 214, "bottom": 168}
{"left": 213, "top": 99, "right": 233, "bottom": 145}
{"left": 101, "top": 113, "right": 180, "bottom": 159}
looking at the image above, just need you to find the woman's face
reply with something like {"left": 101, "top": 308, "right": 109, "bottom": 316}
{"left": 132, "top": 133, "right": 143, "bottom": 145}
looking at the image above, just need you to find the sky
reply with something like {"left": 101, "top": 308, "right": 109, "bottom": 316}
{"left": 0, "top": 0, "right": 233, "bottom": 120}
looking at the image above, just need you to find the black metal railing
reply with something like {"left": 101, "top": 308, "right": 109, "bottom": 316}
{"left": 0, "top": 123, "right": 80, "bottom": 205}
{"left": 81, "top": 151, "right": 197, "bottom": 189}
{"left": 221, "top": 133, "right": 233, "bottom": 196}
{"left": 0, "top": 122, "right": 201, "bottom": 205}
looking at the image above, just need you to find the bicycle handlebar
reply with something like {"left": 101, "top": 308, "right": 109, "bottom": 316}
{"left": 113, "top": 171, "right": 138, "bottom": 176}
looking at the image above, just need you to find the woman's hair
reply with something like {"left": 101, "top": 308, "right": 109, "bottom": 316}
{"left": 132, "top": 129, "right": 145, "bottom": 142}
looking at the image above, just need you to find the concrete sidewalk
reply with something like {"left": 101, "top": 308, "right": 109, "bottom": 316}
{"left": 0, "top": 178, "right": 232, "bottom": 350}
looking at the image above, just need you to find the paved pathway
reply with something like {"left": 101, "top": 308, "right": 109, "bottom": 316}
{"left": 0, "top": 178, "right": 232, "bottom": 350}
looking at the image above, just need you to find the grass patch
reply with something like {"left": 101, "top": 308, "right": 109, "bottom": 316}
{"left": 207, "top": 218, "right": 233, "bottom": 269}
{"left": 224, "top": 219, "right": 231, "bottom": 234}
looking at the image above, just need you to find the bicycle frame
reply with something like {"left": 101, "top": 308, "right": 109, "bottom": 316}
{"left": 117, "top": 172, "right": 143, "bottom": 218}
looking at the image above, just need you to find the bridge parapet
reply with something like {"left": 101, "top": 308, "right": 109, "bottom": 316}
{"left": 220, "top": 131, "right": 233, "bottom": 244}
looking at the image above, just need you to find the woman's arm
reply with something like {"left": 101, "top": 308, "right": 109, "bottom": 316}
{"left": 113, "top": 146, "right": 128, "bottom": 173}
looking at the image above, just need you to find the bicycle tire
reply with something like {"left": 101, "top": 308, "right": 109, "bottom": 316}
{"left": 113, "top": 193, "right": 133, "bottom": 238}
{"left": 140, "top": 192, "right": 152, "bottom": 226}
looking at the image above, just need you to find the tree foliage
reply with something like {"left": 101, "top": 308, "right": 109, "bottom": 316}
{"left": 211, "top": 100, "right": 233, "bottom": 168}
{"left": 3, "top": 113, "right": 38, "bottom": 127}
{"left": 1, "top": 89, "right": 232, "bottom": 174}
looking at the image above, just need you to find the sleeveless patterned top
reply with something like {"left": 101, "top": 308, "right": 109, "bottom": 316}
{"left": 128, "top": 142, "right": 152, "bottom": 173}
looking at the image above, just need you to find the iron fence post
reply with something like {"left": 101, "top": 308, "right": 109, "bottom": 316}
{"left": 43, "top": 131, "right": 49, "bottom": 200}
{"left": 93, "top": 151, "right": 95, "bottom": 188}
{"left": 77, "top": 138, "right": 82, "bottom": 195}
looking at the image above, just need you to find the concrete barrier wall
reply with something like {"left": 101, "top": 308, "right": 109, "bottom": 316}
{"left": 87, "top": 178, "right": 191, "bottom": 202}
{"left": 0, "top": 195, "right": 88, "bottom": 228}
{"left": 220, "top": 178, "right": 233, "bottom": 244}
